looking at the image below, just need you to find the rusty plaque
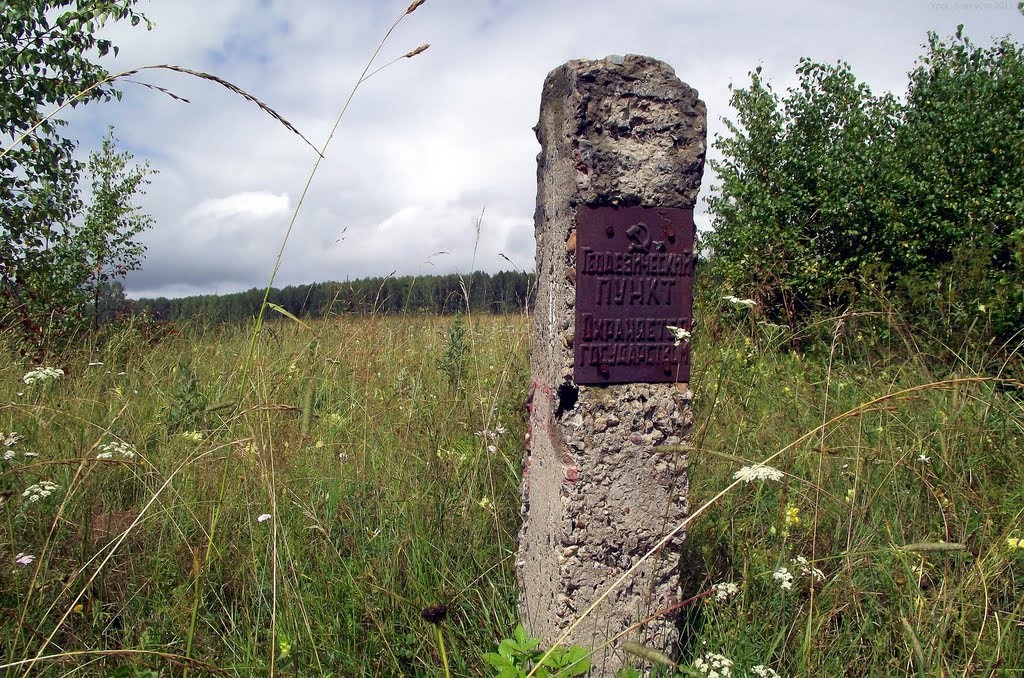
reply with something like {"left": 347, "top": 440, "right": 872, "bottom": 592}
{"left": 573, "top": 205, "right": 695, "bottom": 385}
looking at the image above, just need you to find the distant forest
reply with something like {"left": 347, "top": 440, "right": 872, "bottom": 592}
{"left": 132, "top": 270, "right": 535, "bottom": 323}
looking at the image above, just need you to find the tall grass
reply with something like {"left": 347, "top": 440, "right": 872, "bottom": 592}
{"left": 1, "top": 313, "right": 529, "bottom": 676}
{"left": 667, "top": 294, "right": 1024, "bottom": 676}
{"left": 2, "top": 299, "right": 1021, "bottom": 675}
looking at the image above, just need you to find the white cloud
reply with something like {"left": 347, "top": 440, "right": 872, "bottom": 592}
{"left": 187, "top": 191, "right": 290, "bottom": 221}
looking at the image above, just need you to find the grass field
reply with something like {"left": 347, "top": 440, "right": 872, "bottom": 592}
{"left": 1, "top": 305, "right": 1022, "bottom": 676}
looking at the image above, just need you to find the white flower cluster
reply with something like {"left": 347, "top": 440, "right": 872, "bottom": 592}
{"left": 22, "top": 481, "right": 59, "bottom": 502}
{"left": 773, "top": 567, "right": 794, "bottom": 591}
{"left": 774, "top": 557, "right": 825, "bottom": 592}
{"left": 694, "top": 652, "right": 733, "bottom": 678}
{"left": 732, "top": 464, "right": 784, "bottom": 484}
{"left": 751, "top": 665, "right": 780, "bottom": 678}
{"left": 723, "top": 295, "right": 757, "bottom": 308}
{"left": 713, "top": 581, "right": 740, "bottom": 602}
{"left": 792, "top": 555, "right": 825, "bottom": 582}
{"left": 3, "top": 432, "right": 22, "bottom": 462}
{"left": 474, "top": 425, "right": 507, "bottom": 441}
{"left": 666, "top": 325, "right": 692, "bottom": 346}
{"left": 22, "top": 367, "right": 64, "bottom": 385}
{"left": 96, "top": 441, "right": 136, "bottom": 460}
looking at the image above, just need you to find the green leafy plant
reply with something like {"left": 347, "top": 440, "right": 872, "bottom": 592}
{"left": 438, "top": 314, "right": 469, "bottom": 390}
{"left": 484, "top": 625, "right": 591, "bottom": 677}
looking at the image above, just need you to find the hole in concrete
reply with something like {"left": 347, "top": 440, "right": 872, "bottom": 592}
{"left": 555, "top": 381, "right": 579, "bottom": 417}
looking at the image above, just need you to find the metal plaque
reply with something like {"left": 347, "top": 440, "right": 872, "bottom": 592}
{"left": 574, "top": 205, "right": 695, "bottom": 385}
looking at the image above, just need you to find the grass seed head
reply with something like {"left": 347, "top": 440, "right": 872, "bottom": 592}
{"left": 403, "top": 43, "right": 430, "bottom": 59}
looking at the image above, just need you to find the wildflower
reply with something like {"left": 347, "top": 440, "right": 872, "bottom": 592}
{"left": 97, "top": 440, "right": 136, "bottom": 460}
{"left": 178, "top": 431, "right": 203, "bottom": 443}
{"left": 666, "top": 325, "right": 691, "bottom": 346}
{"left": 733, "top": 464, "right": 783, "bottom": 484}
{"left": 2, "top": 432, "right": 21, "bottom": 448}
{"left": 917, "top": 453, "right": 931, "bottom": 464}
{"left": 22, "top": 367, "right": 64, "bottom": 385}
{"left": 773, "top": 567, "right": 794, "bottom": 591}
{"left": 22, "top": 481, "right": 59, "bottom": 502}
{"left": 712, "top": 581, "right": 739, "bottom": 602}
{"left": 751, "top": 666, "right": 780, "bottom": 678}
{"left": 15, "top": 553, "right": 35, "bottom": 567}
{"left": 1007, "top": 537, "right": 1024, "bottom": 551}
{"left": 487, "top": 445, "right": 497, "bottom": 455}
{"left": 88, "top": 361, "right": 104, "bottom": 367}
{"left": 792, "top": 556, "right": 825, "bottom": 582}
{"left": 478, "top": 496, "right": 494, "bottom": 511}
{"left": 723, "top": 295, "right": 756, "bottom": 308}
{"left": 693, "top": 652, "right": 733, "bottom": 677}
{"left": 257, "top": 513, "right": 272, "bottom": 523}
{"left": 2, "top": 450, "right": 14, "bottom": 462}
{"left": 784, "top": 504, "right": 801, "bottom": 527}
{"left": 475, "top": 426, "right": 506, "bottom": 441}
{"left": 845, "top": 488, "right": 855, "bottom": 503}
{"left": 21, "top": 452, "right": 37, "bottom": 458}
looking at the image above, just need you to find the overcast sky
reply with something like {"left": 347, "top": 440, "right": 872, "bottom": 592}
{"left": 61, "top": 0, "right": 1024, "bottom": 299}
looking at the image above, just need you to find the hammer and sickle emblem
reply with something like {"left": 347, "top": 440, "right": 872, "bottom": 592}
{"left": 626, "top": 222, "right": 666, "bottom": 253}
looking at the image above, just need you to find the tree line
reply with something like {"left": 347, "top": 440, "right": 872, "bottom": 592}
{"left": 132, "top": 270, "right": 535, "bottom": 323}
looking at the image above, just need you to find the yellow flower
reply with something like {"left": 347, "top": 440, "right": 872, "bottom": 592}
{"left": 478, "top": 496, "right": 494, "bottom": 511}
{"left": 784, "top": 504, "right": 801, "bottom": 527}
{"left": 1007, "top": 537, "right": 1024, "bottom": 551}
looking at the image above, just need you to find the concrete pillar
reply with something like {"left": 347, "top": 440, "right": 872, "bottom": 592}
{"left": 518, "top": 54, "right": 705, "bottom": 672}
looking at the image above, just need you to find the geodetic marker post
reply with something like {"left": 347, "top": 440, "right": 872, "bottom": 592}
{"left": 518, "top": 54, "right": 705, "bottom": 672}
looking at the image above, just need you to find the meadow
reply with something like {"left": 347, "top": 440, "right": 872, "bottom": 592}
{"left": 0, "top": 298, "right": 1022, "bottom": 676}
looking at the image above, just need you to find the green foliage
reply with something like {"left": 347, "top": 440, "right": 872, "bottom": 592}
{"left": 163, "top": 364, "right": 208, "bottom": 432}
{"left": 438, "top": 314, "right": 469, "bottom": 389}
{"left": 484, "top": 625, "right": 591, "bottom": 677}
{"left": 81, "top": 126, "right": 155, "bottom": 327}
{"left": 707, "top": 28, "right": 1024, "bottom": 345}
{"left": 0, "top": 1, "right": 150, "bottom": 346}
{"left": 706, "top": 60, "right": 900, "bottom": 329}
{"left": 894, "top": 28, "right": 1024, "bottom": 340}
